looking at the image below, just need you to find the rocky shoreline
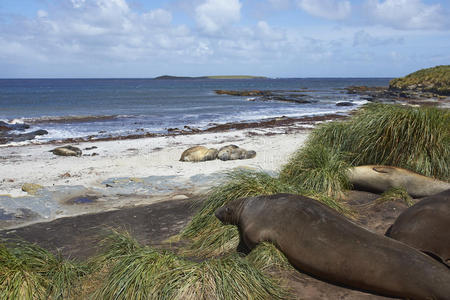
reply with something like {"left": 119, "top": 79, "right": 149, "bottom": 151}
{"left": 0, "top": 113, "right": 346, "bottom": 147}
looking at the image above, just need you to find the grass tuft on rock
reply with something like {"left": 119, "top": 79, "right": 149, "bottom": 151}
{"left": 0, "top": 241, "right": 88, "bottom": 300}
{"left": 94, "top": 231, "right": 290, "bottom": 300}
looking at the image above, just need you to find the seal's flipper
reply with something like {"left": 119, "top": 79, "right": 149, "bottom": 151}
{"left": 236, "top": 234, "right": 251, "bottom": 255}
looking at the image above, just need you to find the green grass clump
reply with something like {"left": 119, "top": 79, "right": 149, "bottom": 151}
{"left": 280, "top": 144, "right": 352, "bottom": 197}
{"left": 376, "top": 187, "right": 414, "bottom": 207}
{"left": 0, "top": 241, "right": 88, "bottom": 300}
{"left": 389, "top": 65, "right": 450, "bottom": 95}
{"left": 247, "top": 243, "right": 292, "bottom": 273}
{"left": 94, "top": 231, "right": 289, "bottom": 300}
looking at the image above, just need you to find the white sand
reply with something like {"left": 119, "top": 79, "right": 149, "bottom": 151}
{"left": 0, "top": 129, "right": 309, "bottom": 197}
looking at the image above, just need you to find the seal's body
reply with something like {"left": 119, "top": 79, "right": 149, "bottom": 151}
{"left": 215, "top": 193, "right": 450, "bottom": 300}
{"left": 50, "top": 145, "right": 82, "bottom": 157}
{"left": 179, "top": 146, "right": 218, "bottom": 162}
{"left": 348, "top": 165, "right": 450, "bottom": 198}
{"left": 386, "top": 189, "right": 450, "bottom": 267}
{"left": 217, "top": 145, "right": 256, "bottom": 161}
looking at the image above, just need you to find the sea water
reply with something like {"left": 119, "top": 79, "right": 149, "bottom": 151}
{"left": 0, "top": 78, "right": 390, "bottom": 144}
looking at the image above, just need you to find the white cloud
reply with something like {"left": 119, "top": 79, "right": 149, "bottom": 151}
{"left": 297, "top": 0, "right": 351, "bottom": 20}
{"left": 353, "top": 30, "right": 403, "bottom": 47}
{"left": 256, "top": 21, "right": 284, "bottom": 41}
{"left": 365, "top": 0, "right": 446, "bottom": 30}
{"left": 37, "top": 10, "right": 48, "bottom": 18}
{"left": 195, "top": 0, "right": 242, "bottom": 34}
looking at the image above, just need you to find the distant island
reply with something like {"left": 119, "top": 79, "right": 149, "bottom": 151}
{"left": 154, "top": 75, "right": 267, "bottom": 80}
{"left": 389, "top": 65, "right": 450, "bottom": 95}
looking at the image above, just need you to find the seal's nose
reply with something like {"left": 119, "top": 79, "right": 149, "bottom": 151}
{"left": 214, "top": 207, "right": 224, "bottom": 222}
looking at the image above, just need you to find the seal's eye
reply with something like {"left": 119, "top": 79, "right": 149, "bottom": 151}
{"left": 226, "top": 207, "right": 231, "bottom": 214}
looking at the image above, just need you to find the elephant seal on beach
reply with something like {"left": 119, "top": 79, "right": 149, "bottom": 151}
{"left": 50, "top": 145, "right": 82, "bottom": 157}
{"left": 348, "top": 165, "right": 450, "bottom": 198}
{"left": 217, "top": 145, "right": 256, "bottom": 161}
{"left": 386, "top": 189, "right": 450, "bottom": 267}
{"left": 179, "top": 146, "right": 218, "bottom": 162}
{"left": 215, "top": 193, "right": 450, "bottom": 299}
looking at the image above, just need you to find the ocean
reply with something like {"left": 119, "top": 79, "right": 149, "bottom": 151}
{"left": 0, "top": 78, "right": 390, "bottom": 144}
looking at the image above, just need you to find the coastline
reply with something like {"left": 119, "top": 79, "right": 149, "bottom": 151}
{"left": 0, "top": 121, "right": 311, "bottom": 229}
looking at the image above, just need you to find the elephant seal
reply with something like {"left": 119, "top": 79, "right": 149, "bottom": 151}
{"left": 386, "top": 189, "right": 450, "bottom": 267}
{"left": 348, "top": 165, "right": 450, "bottom": 198}
{"left": 179, "top": 146, "right": 218, "bottom": 162}
{"left": 215, "top": 193, "right": 450, "bottom": 299}
{"left": 50, "top": 145, "right": 82, "bottom": 157}
{"left": 217, "top": 144, "right": 256, "bottom": 161}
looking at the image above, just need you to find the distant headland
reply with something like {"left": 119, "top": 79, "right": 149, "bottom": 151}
{"left": 154, "top": 75, "right": 267, "bottom": 80}
{"left": 389, "top": 65, "right": 450, "bottom": 95}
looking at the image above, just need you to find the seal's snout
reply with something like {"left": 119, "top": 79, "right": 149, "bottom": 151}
{"left": 215, "top": 207, "right": 225, "bottom": 222}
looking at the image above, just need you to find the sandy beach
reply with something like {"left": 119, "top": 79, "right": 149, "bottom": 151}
{"left": 0, "top": 125, "right": 310, "bottom": 229}
{"left": 1, "top": 128, "right": 309, "bottom": 195}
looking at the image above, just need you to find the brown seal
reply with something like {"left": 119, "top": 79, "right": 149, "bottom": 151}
{"left": 386, "top": 189, "right": 450, "bottom": 267}
{"left": 348, "top": 165, "right": 450, "bottom": 198}
{"left": 50, "top": 145, "right": 82, "bottom": 157}
{"left": 215, "top": 193, "right": 450, "bottom": 299}
{"left": 179, "top": 146, "right": 218, "bottom": 162}
{"left": 217, "top": 144, "right": 256, "bottom": 161}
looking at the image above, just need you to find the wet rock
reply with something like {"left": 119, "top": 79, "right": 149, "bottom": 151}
{"left": 336, "top": 101, "right": 354, "bottom": 106}
{"left": 0, "top": 121, "right": 30, "bottom": 131}
{"left": 0, "top": 129, "right": 48, "bottom": 144}
{"left": 50, "top": 145, "right": 82, "bottom": 157}
{"left": 22, "top": 183, "right": 44, "bottom": 195}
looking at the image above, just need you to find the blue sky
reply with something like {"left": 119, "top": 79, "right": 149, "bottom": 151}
{"left": 0, "top": 0, "right": 449, "bottom": 78}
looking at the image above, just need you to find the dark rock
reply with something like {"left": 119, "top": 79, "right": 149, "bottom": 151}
{"left": 0, "top": 129, "right": 48, "bottom": 144}
{"left": 0, "top": 121, "right": 30, "bottom": 131}
{"left": 336, "top": 102, "right": 354, "bottom": 107}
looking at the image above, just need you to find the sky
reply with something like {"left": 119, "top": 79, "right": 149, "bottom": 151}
{"left": 0, "top": 0, "right": 449, "bottom": 78}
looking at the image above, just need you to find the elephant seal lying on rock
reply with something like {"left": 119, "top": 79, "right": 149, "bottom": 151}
{"left": 50, "top": 145, "right": 82, "bottom": 157}
{"left": 348, "top": 165, "right": 450, "bottom": 198}
{"left": 179, "top": 146, "right": 218, "bottom": 162}
{"left": 215, "top": 193, "right": 450, "bottom": 300}
{"left": 386, "top": 189, "right": 450, "bottom": 267}
{"left": 217, "top": 145, "right": 256, "bottom": 161}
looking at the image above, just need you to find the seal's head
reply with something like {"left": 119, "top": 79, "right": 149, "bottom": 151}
{"left": 214, "top": 198, "right": 246, "bottom": 225}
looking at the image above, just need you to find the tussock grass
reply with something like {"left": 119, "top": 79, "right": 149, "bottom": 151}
{"left": 0, "top": 241, "right": 88, "bottom": 300}
{"left": 348, "top": 104, "right": 449, "bottom": 180}
{"left": 377, "top": 187, "right": 414, "bottom": 207}
{"left": 280, "top": 144, "right": 352, "bottom": 197}
{"left": 290, "top": 103, "right": 449, "bottom": 181}
{"left": 94, "top": 231, "right": 289, "bottom": 300}
{"left": 180, "top": 170, "right": 350, "bottom": 257}
{"left": 247, "top": 243, "right": 292, "bottom": 273}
